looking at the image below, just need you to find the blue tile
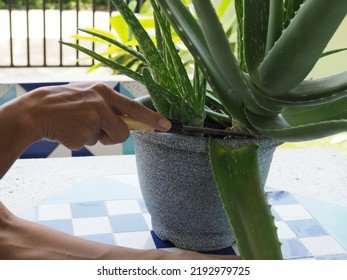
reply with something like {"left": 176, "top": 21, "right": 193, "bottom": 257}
{"left": 119, "top": 83, "right": 135, "bottom": 99}
{"left": 39, "top": 219, "right": 74, "bottom": 235}
{"left": 150, "top": 231, "right": 237, "bottom": 255}
{"left": 281, "top": 239, "right": 312, "bottom": 259}
{"left": 150, "top": 230, "right": 175, "bottom": 249}
{"left": 287, "top": 219, "right": 327, "bottom": 238}
{"left": 20, "top": 139, "right": 59, "bottom": 159}
{"left": 109, "top": 214, "right": 148, "bottom": 233}
{"left": 19, "top": 82, "right": 68, "bottom": 92}
{"left": 295, "top": 194, "right": 347, "bottom": 250}
{"left": 72, "top": 146, "right": 94, "bottom": 157}
{"left": 267, "top": 191, "right": 298, "bottom": 205}
{"left": 0, "top": 85, "right": 16, "bottom": 105}
{"left": 80, "top": 233, "right": 115, "bottom": 245}
{"left": 71, "top": 201, "right": 107, "bottom": 218}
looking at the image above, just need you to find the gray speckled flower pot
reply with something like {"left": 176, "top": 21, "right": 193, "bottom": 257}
{"left": 132, "top": 130, "right": 280, "bottom": 251}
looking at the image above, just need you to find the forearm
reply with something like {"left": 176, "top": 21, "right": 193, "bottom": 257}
{"left": 0, "top": 100, "right": 40, "bottom": 179}
{"left": 0, "top": 202, "right": 168, "bottom": 260}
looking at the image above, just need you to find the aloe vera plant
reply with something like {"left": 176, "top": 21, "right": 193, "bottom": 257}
{"left": 152, "top": 0, "right": 347, "bottom": 259}
{"left": 63, "top": 0, "right": 347, "bottom": 259}
{"left": 209, "top": 139, "right": 282, "bottom": 259}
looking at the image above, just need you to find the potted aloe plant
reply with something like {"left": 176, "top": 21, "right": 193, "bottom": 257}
{"left": 63, "top": 0, "right": 347, "bottom": 259}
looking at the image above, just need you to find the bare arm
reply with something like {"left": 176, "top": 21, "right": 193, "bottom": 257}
{"left": 0, "top": 82, "right": 171, "bottom": 179}
{"left": 0, "top": 202, "right": 238, "bottom": 260}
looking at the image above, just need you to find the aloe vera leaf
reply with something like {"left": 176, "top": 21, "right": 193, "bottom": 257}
{"left": 209, "top": 139, "right": 283, "bottom": 260}
{"left": 259, "top": 0, "right": 347, "bottom": 94}
{"left": 321, "top": 48, "right": 347, "bottom": 58}
{"left": 283, "top": 0, "right": 305, "bottom": 28}
{"left": 245, "top": 107, "right": 347, "bottom": 142}
{"left": 282, "top": 96, "right": 347, "bottom": 125}
{"left": 261, "top": 71, "right": 347, "bottom": 105}
{"left": 265, "top": 0, "right": 284, "bottom": 54}
{"left": 234, "top": 0, "right": 247, "bottom": 71}
{"left": 111, "top": 0, "right": 176, "bottom": 92}
{"left": 60, "top": 41, "right": 143, "bottom": 82}
{"left": 192, "top": 0, "right": 253, "bottom": 97}
{"left": 142, "top": 68, "right": 204, "bottom": 126}
{"left": 243, "top": 0, "right": 269, "bottom": 80}
{"left": 156, "top": 0, "right": 249, "bottom": 125}
{"left": 191, "top": 0, "right": 280, "bottom": 117}
{"left": 205, "top": 107, "right": 232, "bottom": 127}
{"left": 149, "top": 0, "right": 196, "bottom": 109}
{"left": 78, "top": 28, "right": 146, "bottom": 63}
{"left": 265, "top": 89, "right": 347, "bottom": 107}
{"left": 193, "top": 61, "right": 207, "bottom": 116}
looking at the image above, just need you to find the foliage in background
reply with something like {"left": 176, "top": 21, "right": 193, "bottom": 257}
{"left": 73, "top": 0, "right": 153, "bottom": 74}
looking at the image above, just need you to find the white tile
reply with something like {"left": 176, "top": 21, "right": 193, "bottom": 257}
{"left": 106, "top": 200, "right": 141, "bottom": 215}
{"left": 300, "top": 236, "right": 346, "bottom": 256}
{"left": 114, "top": 231, "right": 155, "bottom": 249}
{"left": 73, "top": 217, "right": 112, "bottom": 236}
{"left": 38, "top": 203, "right": 72, "bottom": 220}
{"left": 272, "top": 204, "right": 312, "bottom": 221}
{"left": 275, "top": 221, "right": 297, "bottom": 239}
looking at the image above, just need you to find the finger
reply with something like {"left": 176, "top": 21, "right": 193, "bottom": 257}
{"left": 99, "top": 109, "right": 130, "bottom": 145}
{"left": 107, "top": 89, "right": 171, "bottom": 132}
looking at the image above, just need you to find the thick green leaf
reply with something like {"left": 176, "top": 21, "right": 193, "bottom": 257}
{"left": 321, "top": 48, "right": 347, "bottom": 58}
{"left": 143, "top": 68, "right": 204, "bottom": 126}
{"left": 111, "top": 0, "right": 176, "bottom": 92}
{"left": 243, "top": 0, "right": 269, "bottom": 80}
{"left": 156, "top": 0, "right": 249, "bottom": 125}
{"left": 234, "top": 0, "right": 246, "bottom": 71}
{"left": 261, "top": 71, "right": 347, "bottom": 106}
{"left": 150, "top": 0, "right": 196, "bottom": 109}
{"left": 259, "top": 0, "right": 347, "bottom": 94}
{"left": 192, "top": 0, "right": 253, "bottom": 101}
{"left": 266, "top": 0, "right": 284, "bottom": 54}
{"left": 196, "top": 0, "right": 282, "bottom": 117}
{"left": 283, "top": 0, "right": 305, "bottom": 27}
{"left": 209, "top": 139, "right": 282, "bottom": 260}
{"left": 245, "top": 102, "right": 347, "bottom": 142}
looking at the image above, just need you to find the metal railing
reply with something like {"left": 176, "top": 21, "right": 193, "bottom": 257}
{"left": 0, "top": 0, "right": 144, "bottom": 68}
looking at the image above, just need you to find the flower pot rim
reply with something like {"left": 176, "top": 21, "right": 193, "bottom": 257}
{"left": 132, "top": 130, "right": 282, "bottom": 153}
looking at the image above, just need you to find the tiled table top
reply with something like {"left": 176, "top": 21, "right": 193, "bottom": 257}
{"left": 19, "top": 175, "right": 347, "bottom": 259}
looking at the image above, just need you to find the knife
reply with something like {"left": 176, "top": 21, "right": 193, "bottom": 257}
{"left": 121, "top": 116, "right": 254, "bottom": 138}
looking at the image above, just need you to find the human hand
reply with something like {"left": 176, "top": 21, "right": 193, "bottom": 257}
{"left": 18, "top": 82, "right": 171, "bottom": 150}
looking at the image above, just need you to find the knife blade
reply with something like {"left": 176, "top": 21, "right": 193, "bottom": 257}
{"left": 121, "top": 116, "right": 254, "bottom": 138}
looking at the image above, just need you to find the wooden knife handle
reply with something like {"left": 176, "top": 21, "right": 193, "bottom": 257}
{"left": 120, "top": 116, "right": 155, "bottom": 131}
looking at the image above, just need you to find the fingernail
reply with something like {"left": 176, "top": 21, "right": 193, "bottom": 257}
{"left": 159, "top": 118, "right": 172, "bottom": 131}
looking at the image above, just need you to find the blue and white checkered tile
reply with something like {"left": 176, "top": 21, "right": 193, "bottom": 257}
{"left": 18, "top": 175, "right": 347, "bottom": 259}
{"left": 0, "top": 80, "right": 148, "bottom": 158}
